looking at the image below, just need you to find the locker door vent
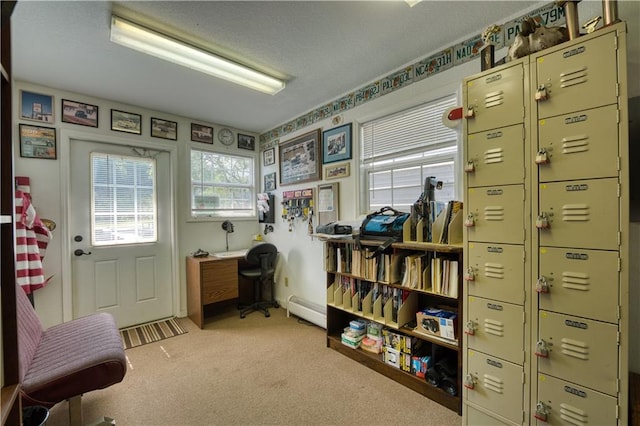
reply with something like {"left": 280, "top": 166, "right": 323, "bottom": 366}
{"left": 483, "top": 374, "right": 505, "bottom": 393}
{"left": 561, "top": 136, "right": 589, "bottom": 154}
{"left": 560, "top": 337, "right": 589, "bottom": 360}
{"left": 560, "top": 67, "right": 588, "bottom": 89}
{"left": 559, "top": 402, "right": 588, "bottom": 425}
{"left": 484, "top": 148, "right": 504, "bottom": 164}
{"left": 483, "top": 318, "right": 504, "bottom": 337}
{"left": 562, "top": 204, "right": 589, "bottom": 222}
{"left": 562, "top": 271, "right": 589, "bottom": 291}
{"left": 484, "top": 262, "right": 504, "bottom": 279}
{"left": 484, "top": 206, "right": 504, "bottom": 221}
{"left": 484, "top": 90, "right": 504, "bottom": 109}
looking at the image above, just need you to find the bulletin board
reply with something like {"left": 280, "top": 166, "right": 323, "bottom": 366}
{"left": 317, "top": 182, "right": 339, "bottom": 225}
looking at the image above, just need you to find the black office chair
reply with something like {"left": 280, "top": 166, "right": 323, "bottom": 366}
{"left": 239, "top": 243, "right": 280, "bottom": 318}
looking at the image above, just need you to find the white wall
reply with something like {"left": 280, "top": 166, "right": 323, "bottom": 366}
{"left": 13, "top": 81, "right": 260, "bottom": 328}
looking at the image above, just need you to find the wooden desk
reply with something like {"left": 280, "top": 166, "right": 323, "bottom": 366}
{"left": 186, "top": 254, "right": 249, "bottom": 328}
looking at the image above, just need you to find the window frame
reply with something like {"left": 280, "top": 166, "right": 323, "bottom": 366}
{"left": 189, "top": 147, "right": 257, "bottom": 220}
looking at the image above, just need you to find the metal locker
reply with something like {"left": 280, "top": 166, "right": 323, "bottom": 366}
{"left": 467, "top": 185, "right": 525, "bottom": 245}
{"left": 467, "top": 242, "right": 525, "bottom": 305}
{"left": 537, "top": 310, "right": 618, "bottom": 396}
{"left": 538, "top": 246, "right": 619, "bottom": 324}
{"left": 534, "top": 31, "right": 618, "bottom": 119}
{"left": 538, "top": 178, "right": 619, "bottom": 250}
{"left": 466, "top": 62, "right": 525, "bottom": 134}
{"left": 467, "top": 296, "right": 524, "bottom": 365}
{"left": 467, "top": 124, "right": 525, "bottom": 187}
{"left": 535, "top": 373, "right": 618, "bottom": 425}
{"left": 466, "top": 405, "right": 512, "bottom": 426}
{"left": 537, "top": 105, "right": 619, "bottom": 183}
{"left": 466, "top": 349, "right": 524, "bottom": 424}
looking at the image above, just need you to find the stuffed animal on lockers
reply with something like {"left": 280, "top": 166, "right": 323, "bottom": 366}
{"left": 507, "top": 17, "right": 569, "bottom": 61}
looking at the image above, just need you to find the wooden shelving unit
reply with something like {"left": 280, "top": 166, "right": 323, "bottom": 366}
{"left": 324, "top": 239, "right": 463, "bottom": 414}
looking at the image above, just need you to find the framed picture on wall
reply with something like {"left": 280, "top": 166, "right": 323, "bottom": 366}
{"left": 279, "top": 129, "right": 321, "bottom": 186}
{"left": 238, "top": 133, "right": 255, "bottom": 151}
{"left": 20, "top": 90, "right": 54, "bottom": 123}
{"left": 263, "top": 147, "right": 275, "bottom": 166}
{"left": 111, "top": 109, "right": 142, "bottom": 134}
{"left": 264, "top": 172, "right": 277, "bottom": 191}
{"left": 19, "top": 124, "right": 57, "bottom": 160}
{"left": 322, "top": 123, "right": 352, "bottom": 164}
{"left": 191, "top": 123, "right": 213, "bottom": 144}
{"left": 324, "top": 162, "right": 350, "bottom": 180}
{"left": 61, "top": 99, "right": 99, "bottom": 128}
{"left": 151, "top": 117, "right": 178, "bottom": 140}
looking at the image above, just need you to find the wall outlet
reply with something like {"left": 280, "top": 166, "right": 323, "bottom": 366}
{"left": 284, "top": 277, "right": 289, "bottom": 287}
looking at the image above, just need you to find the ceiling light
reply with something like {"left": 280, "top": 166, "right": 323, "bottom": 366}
{"left": 110, "top": 15, "right": 285, "bottom": 95}
{"left": 405, "top": 0, "right": 423, "bottom": 6}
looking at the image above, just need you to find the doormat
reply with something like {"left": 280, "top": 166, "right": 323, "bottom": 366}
{"left": 120, "top": 317, "right": 187, "bottom": 350}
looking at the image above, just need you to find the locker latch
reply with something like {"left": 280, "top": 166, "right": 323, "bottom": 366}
{"left": 464, "top": 320, "right": 476, "bottom": 335}
{"left": 464, "top": 160, "right": 475, "bottom": 173}
{"left": 536, "top": 212, "right": 550, "bottom": 229}
{"left": 536, "top": 276, "right": 550, "bottom": 294}
{"left": 464, "top": 213, "right": 475, "bottom": 227}
{"left": 465, "top": 106, "right": 475, "bottom": 118}
{"left": 535, "top": 148, "right": 549, "bottom": 165}
{"left": 535, "top": 339, "right": 550, "bottom": 358}
{"left": 534, "top": 401, "right": 550, "bottom": 422}
{"left": 535, "top": 85, "right": 549, "bottom": 102}
{"left": 464, "top": 267, "right": 475, "bottom": 282}
{"left": 463, "top": 374, "right": 476, "bottom": 390}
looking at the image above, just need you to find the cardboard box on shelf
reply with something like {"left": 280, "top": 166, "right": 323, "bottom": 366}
{"left": 416, "top": 307, "right": 457, "bottom": 340}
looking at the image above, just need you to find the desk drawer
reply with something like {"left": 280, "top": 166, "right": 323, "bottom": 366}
{"left": 202, "top": 260, "right": 238, "bottom": 303}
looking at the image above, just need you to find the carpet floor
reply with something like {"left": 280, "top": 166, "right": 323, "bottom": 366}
{"left": 120, "top": 317, "right": 188, "bottom": 349}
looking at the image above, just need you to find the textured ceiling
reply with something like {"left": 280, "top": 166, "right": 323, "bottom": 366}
{"left": 12, "top": 1, "right": 543, "bottom": 133}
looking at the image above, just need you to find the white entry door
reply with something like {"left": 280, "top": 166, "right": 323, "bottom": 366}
{"left": 70, "top": 140, "right": 173, "bottom": 328}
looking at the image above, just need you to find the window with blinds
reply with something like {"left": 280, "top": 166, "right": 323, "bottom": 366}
{"left": 361, "top": 94, "right": 459, "bottom": 212}
{"left": 91, "top": 153, "right": 157, "bottom": 246}
{"left": 190, "top": 149, "right": 255, "bottom": 218}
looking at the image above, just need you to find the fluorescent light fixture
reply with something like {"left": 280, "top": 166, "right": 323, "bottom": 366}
{"left": 110, "top": 15, "right": 285, "bottom": 95}
{"left": 405, "top": 0, "right": 423, "bottom": 6}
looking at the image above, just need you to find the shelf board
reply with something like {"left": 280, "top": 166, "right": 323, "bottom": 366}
{"left": 327, "top": 335, "right": 461, "bottom": 414}
{"left": 1, "top": 384, "right": 21, "bottom": 425}
{"left": 393, "top": 241, "right": 463, "bottom": 253}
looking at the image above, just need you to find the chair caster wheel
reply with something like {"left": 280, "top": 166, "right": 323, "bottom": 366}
{"left": 265, "top": 312, "right": 270, "bottom": 317}
{"left": 240, "top": 314, "right": 246, "bottom": 319}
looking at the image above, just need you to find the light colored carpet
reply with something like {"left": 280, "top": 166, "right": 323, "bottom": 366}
{"left": 46, "top": 305, "right": 462, "bottom": 425}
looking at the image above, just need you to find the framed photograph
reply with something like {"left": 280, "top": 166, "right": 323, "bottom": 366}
{"left": 151, "top": 117, "right": 177, "bottom": 140}
{"left": 111, "top": 109, "right": 142, "bottom": 135}
{"left": 191, "top": 123, "right": 213, "bottom": 144}
{"left": 318, "top": 182, "right": 339, "bottom": 225}
{"left": 62, "top": 99, "right": 98, "bottom": 128}
{"left": 325, "top": 162, "right": 350, "bottom": 180}
{"left": 264, "top": 172, "right": 277, "bottom": 192}
{"left": 238, "top": 133, "right": 255, "bottom": 151}
{"left": 263, "top": 147, "right": 275, "bottom": 166}
{"left": 20, "top": 90, "right": 54, "bottom": 123}
{"left": 19, "top": 124, "right": 56, "bottom": 160}
{"left": 322, "top": 123, "right": 352, "bottom": 164}
{"left": 279, "top": 129, "right": 321, "bottom": 186}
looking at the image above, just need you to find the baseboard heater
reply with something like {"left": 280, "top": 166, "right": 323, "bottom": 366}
{"left": 286, "top": 295, "right": 326, "bottom": 329}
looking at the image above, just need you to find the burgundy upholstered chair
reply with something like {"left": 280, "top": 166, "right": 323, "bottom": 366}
{"left": 16, "top": 285, "right": 127, "bottom": 425}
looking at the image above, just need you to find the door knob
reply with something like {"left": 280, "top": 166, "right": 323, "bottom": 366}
{"left": 74, "top": 249, "right": 92, "bottom": 256}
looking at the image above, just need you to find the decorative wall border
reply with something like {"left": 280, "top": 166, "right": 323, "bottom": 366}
{"left": 259, "top": 1, "right": 567, "bottom": 149}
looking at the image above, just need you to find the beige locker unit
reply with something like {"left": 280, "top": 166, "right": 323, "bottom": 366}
{"left": 537, "top": 310, "right": 618, "bottom": 396}
{"left": 466, "top": 406, "right": 512, "bottom": 426}
{"left": 466, "top": 349, "right": 524, "bottom": 424}
{"left": 537, "top": 105, "right": 620, "bottom": 183}
{"left": 466, "top": 62, "right": 526, "bottom": 134}
{"left": 534, "top": 30, "right": 619, "bottom": 120}
{"left": 467, "top": 242, "right": 525, "bottom": 305}
{"left": 466, "top": 296, "right": 525, "bottom": 365}
{"left": 538, "top": 246, "right": 619, "bottom": 323}
{"left": 467, "top": 124, "right": 525, "bottom": 187}
{"left": 535, "top": 373, "right": 618, "bottom": 426}
{"left": 538, "top": 178, "right": 619, "bottom": 250}
{"left": 467, "top": 185, "right": 525, "bottom": 245}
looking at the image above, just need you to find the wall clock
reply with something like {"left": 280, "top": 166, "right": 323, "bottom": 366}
{"left": 218, "top": 128, "right": 234, "bottom": 145}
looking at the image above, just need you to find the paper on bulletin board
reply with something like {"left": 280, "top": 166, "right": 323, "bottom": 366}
{"left": 318, "top": 183, "right": 338, "bottom": 225}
